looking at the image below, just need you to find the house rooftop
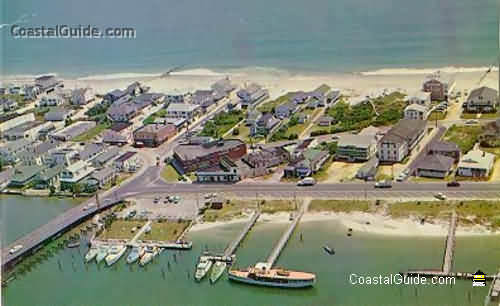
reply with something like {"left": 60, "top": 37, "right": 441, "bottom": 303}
{"left": 416, "top": 154, "right": 454, "bottom": 172}
{"left": 429, "top": 140, "right": 460, "bottom": 153}
{"left": 338, "top": 134, "right": 376, "bottom": 148}
{"left": 380, "top": 119, "right": 427, "bottom": 144}
{"left": 174, "top": 139, "right": 245, "bottom": 161}
{"left": 166, "top": 103, "right": 200, "bottom": 112}
{"left": 458, "top": 149, "right": 495, "bottom": 170}
{"left": 115, "top": 151, "right": 137, "bottom": 162}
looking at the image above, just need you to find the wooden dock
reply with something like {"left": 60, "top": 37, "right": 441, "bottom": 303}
{"left": 266, "top": 199, "right": 309, "bottom": 267}
{"left": 223, "top": 210, "right": 261, "bottom": 257}
{"left": 442, "top": 211, "right": 457, "bottom": 274}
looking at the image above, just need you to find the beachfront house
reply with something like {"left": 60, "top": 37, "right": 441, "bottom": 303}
{"left": 378, "top": 119, "right": 427, "bottom": 163}
{"left": 463, "top": 87, "right": 498, "bottom": 113}
{"left": 71, "top": 88, "right": 95, "bottom": 105}
{"left": 407, "top": 91, "right": 431, "bottom": 107}
{"left": 457, "top": 149, "right": 495, "bottom": 178}
{"left": 284, "top": 148, "right": 330, "bottom": 178}
{"left": 165, "top": 103, "right": 200, "bottom": 120}
{"left": 35, "top": 75, "right": 61, "bottom": 93}
{"left": 422, "top": 75, "right": 453, "bottom": 101}
{"left": 404, "top": 104, "right": 429, "bottom": 120}
{"left": 275, "top": 102, "right": 299, "bottom": 119}
{"left": 415, "top": 154, "right": 455, "bottom": 178}
{"left": 237, "top": 83, "right": 269, "bottom": 108}
{"left": 336, "top": 134, "right": 377, "bottom": 162}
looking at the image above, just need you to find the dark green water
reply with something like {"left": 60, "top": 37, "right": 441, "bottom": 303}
{"left": 1, "top": 197, "right": 499, "bottom": 306}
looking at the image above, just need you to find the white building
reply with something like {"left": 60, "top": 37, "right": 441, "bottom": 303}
{"left": 457, "top": 149, "right": 495, "bottom": 178}
{"left": 404, "top": 104, "right": 429, "bottom": 120}
{"left": 165, "top": 103, "right": 200, "bottom": 119}
{"left": 60, "top": 160, "right": 95, "bottom": 188}
{"left": 406, "top": 91, "right": 431, "bottom": 107}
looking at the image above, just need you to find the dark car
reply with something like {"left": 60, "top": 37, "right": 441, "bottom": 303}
{"left": 447, "top": 181, "right": 460, "bottom": 187}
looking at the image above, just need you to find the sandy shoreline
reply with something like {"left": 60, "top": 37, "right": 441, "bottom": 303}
{"left": 190, "top": 211, "right": 499, "bottom": 237}
{"left": 2, "top": 65, "right": 498, "bottom": 100}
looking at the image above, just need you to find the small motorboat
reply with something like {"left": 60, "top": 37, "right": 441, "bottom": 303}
{"left": 84, "top": 246, "right": 98, "bottom": 263}
{"left": 127, "top": 246, "right": 144, "bottom": 264}
{"left": 139, "top": 246, "right": 158, "bottom": 266}
{"left": 323, "top": 245, "right": 335, "bottom": 255}
{"left": 96, "top": 245, "right": 109, "bottom": 263}
{"left": 195, "top": 256, "right": 213, "bottom": 281}
{"left": 105, "top": 245, "right": 127, "bottom": 266}
{"left": 209, "top": 261, "right": 227, "bottom": 284}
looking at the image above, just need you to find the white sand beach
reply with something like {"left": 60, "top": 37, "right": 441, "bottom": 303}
{"left": 190, "top": 210, "right": 499, "bottom": 237}
{"left": 2, "top": 65, "right": 498, "bottom": 100}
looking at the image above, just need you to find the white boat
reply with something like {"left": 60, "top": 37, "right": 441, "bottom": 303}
{"left": 228, "top": 263, "right": 316, "bottom": 288}
{"left": 84, "top": 246, "right": 98, "bottom": 263}
{"left": 139, "top": 246, "right": 157, "bottom": 266}
{"left": 209, "top": 261, "right": 227, "bottom": 284}
{"left": 126, "top": 247, "right": 144, "bottom": 264}
{"left": 105, "top": 245, "right": 127, "bottom": 266}
{"left": 195, "top": 256, "right": 213, "bottom": 281}
{"left": 95, "top": 245, "right": 109, "bottom": 263}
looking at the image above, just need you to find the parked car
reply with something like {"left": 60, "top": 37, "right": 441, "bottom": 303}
{"left": 374, "top": 180, "right": 392, "bottom": 188}
{"left": 465, "top": 119, "right": 479, "bottom": 125}
{"left": 9, "top": 245, "right": 23, "bottom": 254}
{"left": 447, "top": 181, "right": 460, "bottom": 187}
{"left": 435, "top": 192, "right": 447, "bottom": 200}
{"left": 128, "top": 210, "right": 137, "bottom": 218}
{"left": 297, "top": 177, "right": 316, "bottom": 186}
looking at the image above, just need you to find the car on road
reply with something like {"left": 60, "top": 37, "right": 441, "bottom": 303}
{"left": 9, "top": 245, "right": 23, "bottom": 254}
{"left": 153, "top": 197, "right": 160, "bottom": 204}
{"left": 435, "top": 192, "right": 447, "bottom": 200}
{"left": 465, "top": 119, "right": 479, "bottom": 125}
{"left": 82, "top": 203, "right": 96, "bottom": 211}
{"left": 396, "top": 173, "right": 407, "bottom": 182}
{"left": 297, "top": 177, "right": 316, "bottom": 186}
{"left": 374, "top": 180, "right": 392, "bottom": 188}
{"left": 447, "top": 181, "right": 460, "bottom": 187}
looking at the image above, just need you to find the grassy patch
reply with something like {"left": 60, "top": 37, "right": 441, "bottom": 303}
{"left": 312, "top": 157, "right": 334, "bottom": 182}
{"left": 203, "top": 199, "right": 257, "bottom": 222}
{"left": 72, "top": 121, "right": 111, "bottom": 142}
{"left": 257, "top": 93, "right": 291, "bottom": 113}
{"left": 428, "top": 111, "right": 447, "bottom": 121}
{"left": 141, "top": 220, "right": 190, "bottom": 241}
{"left": 443, "top": 124, "right": 483, "bottom": 153}
{"left": 98, "top": 220, "right": 145, "bottom": 240}
{"left": 479, "top": 111, "right": 500, "bottom": 119}
{"left": 388, "top": 200, "right": 500, "bottom": 229}
{"left": 161, "top": 164, "right": 181, "bottom": 182}
{"left": 226, "top": 123, "right": 251, "bottom": 142}
{"left": 460, "top": 112, "right": 478, "bottom": 119}
{"left": 143, "top": 109, "right": 167, "bottom": 125}
{"left": 309, "top": 200, "right": 371, "bottom": 212}
{"left": 199, "top": 110, "right": 244, "bottom": 138}
{"left": 260, "top": 200, "right": 297, "bottom": 214}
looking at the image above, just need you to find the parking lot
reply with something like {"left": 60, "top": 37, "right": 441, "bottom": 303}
{"left": 120, "top": 193, "right": 201, "bottom": 220}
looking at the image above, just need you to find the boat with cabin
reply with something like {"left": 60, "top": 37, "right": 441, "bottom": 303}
{"left": 127, "top": 246, "right": 144, "bottom": 264}
{"left": 84, "top": 246, "right": 98, "bottom": 263}
{"left": 95, "top": 245, "right": 109, "bottom": 263}
{"left": 228, "top": 262, "right": 316, "bottom": 288}
{"left": 105, "top": 245, "right": 127, "bottom": 266}
{"left": 139, "top": 246, "right": 158, "bottom": 266}
{"left": 194, "top": 256, "right": 212, "bottom": 281}
{"left": 209, "top": 261, "right": 227, "bottom": 284}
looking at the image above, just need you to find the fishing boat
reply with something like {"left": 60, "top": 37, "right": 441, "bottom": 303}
{"left": 194, "top": 256, "right": 213, "bottom": 281}
{"left": 105, "top": 245, "right": 127, "bottom": 266}
{"left": 139, "top": 246, "right": 157, "bottom": 266}
{"left": 228, "top": 262, "right": 316, "bottom": 288}
{"left": 95, "top": 245, "right": 109, "bottom": 263}
{"left": 126, "top": 246, "right": 144, "bottom": 264}
{"left": 84, "top": 246, "right": 98, "bottom": 263}
{"left": 323, "top": 245, "right": 335, "bottom": 255}
{"left": 209, "top": 261, "right": 227, "bottom": 284}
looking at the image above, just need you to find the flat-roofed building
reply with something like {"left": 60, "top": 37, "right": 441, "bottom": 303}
{"left": 50, "top": 121, "right": 96, "bottom": 141}
{"left": 457, "top": 149, "right": 495, "bottom": 178}
{"left": 172, "top": 139, "right": 247, "bottom": 173}
{"left": 133, "top": 124, "right": 177, "bottom": 147}
{"left": 165, "top": 103, "right": 200, "bottom": 119}
{"left": 336, "top": 134, "right": 377, "bottom": 162}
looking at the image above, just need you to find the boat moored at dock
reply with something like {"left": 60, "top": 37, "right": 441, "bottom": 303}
{"left": 95, "top": 245, "right": 109, "bottom": 263}
{"left": 127, "top": 247, "right": 144, "bottom": 264}
{"left": 209, "top": 261, "right": 226, "bottom": 284}
{"left": 105, "top": 245, "right": 127, "bottom": 266}
{"left": 195, "top": 256, "right": 212, "bottom": 281}
{"left": 228, "top": 263, "right": 316, "bottom": 288}
{"left": 139, "top": 246, "right": 158, "bottom": 266}
{"left": 84, "top": 246, "right": 98, "bottom": 263}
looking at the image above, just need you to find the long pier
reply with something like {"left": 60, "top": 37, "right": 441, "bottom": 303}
{"left": 485, "top": 270, "right": 500, "bottom": 306}
{"left": 442, "top": 211, "right": 457, "bottom": 273}
{"left": 224, "top": 210, "right": 261, "bottom": 257}
{"left": 266, "top": 199, "right": 309, "bottom": 267}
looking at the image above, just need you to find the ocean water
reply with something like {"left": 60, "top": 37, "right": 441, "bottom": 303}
{"left": 2, "top": 196, "right": 500, "bottom": 306}
{"left": 1, "top": 0, "right": 498, "bottom": 77}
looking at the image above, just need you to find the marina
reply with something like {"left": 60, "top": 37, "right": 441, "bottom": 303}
{"left": 228, "top": 200, "right": 316, "bottom": 288}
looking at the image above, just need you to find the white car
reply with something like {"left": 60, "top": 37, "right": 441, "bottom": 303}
{"left": 9, "top": 245, "right": 23, "bottom": 254}
{"left": 435, "top": 192, "right": 447, "bottom": 200}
